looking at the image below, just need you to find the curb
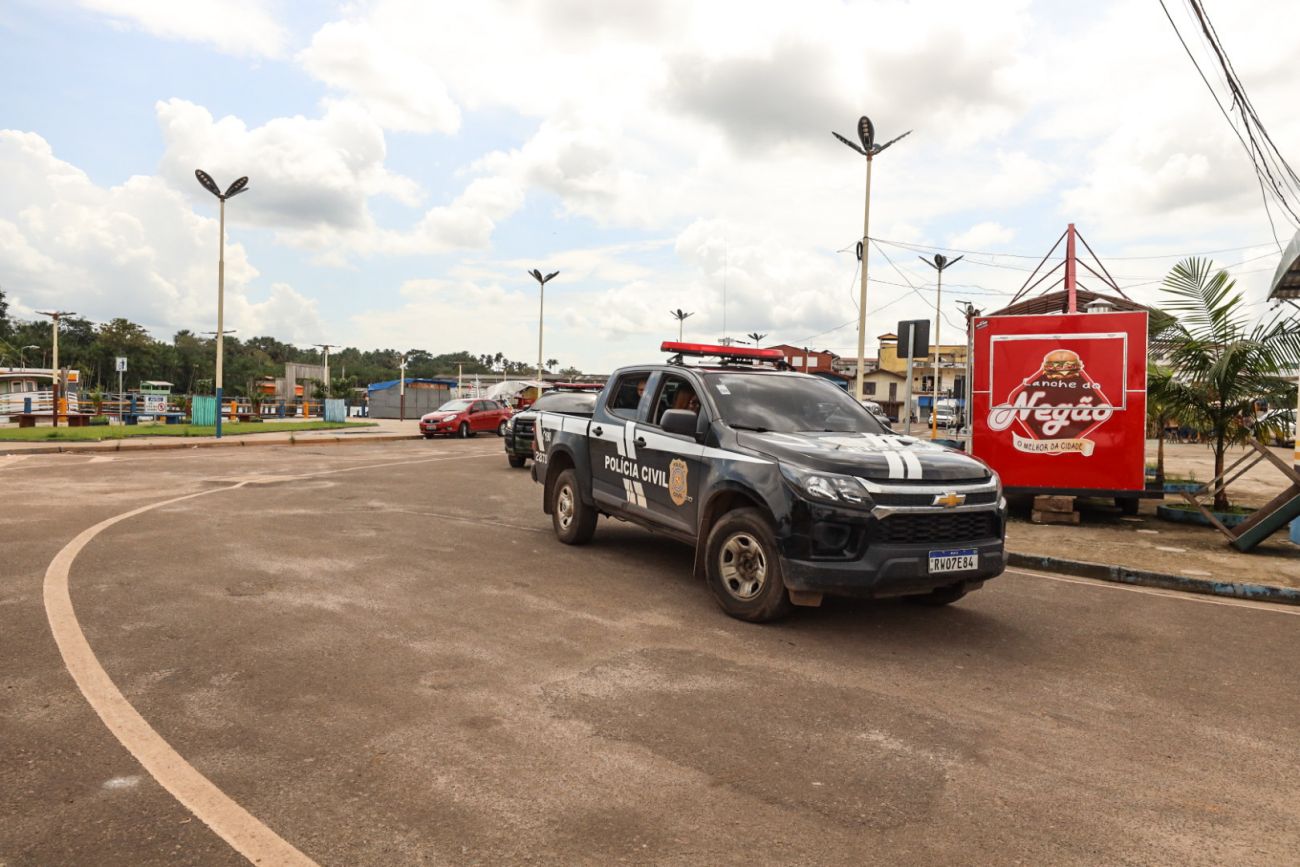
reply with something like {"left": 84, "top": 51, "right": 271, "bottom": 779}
{"left": 1006, "top": 551, "right": 1300, "bottom": 607}
{"left": 0, "top": 432, "right": 423, "bottom": 456}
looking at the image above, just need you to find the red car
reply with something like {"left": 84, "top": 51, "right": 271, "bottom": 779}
{"left": 420, "top": 399, "right": 512, "bottom": 439}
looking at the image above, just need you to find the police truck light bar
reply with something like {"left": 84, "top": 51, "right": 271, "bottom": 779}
{"left": 660, "top": 341, "right": 785, "bottom": 362}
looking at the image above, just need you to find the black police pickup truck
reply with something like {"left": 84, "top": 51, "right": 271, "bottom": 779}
{"left": 531, "top": 342, "right": 1006, "bottom": 622}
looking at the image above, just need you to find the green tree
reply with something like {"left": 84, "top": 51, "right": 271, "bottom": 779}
{"left": 1154, "top": 258, "right": 1300, "bottom": 510}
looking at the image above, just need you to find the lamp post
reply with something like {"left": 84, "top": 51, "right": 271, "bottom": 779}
{"left": 35, "top": 311, "right": 74, "bottom": 426}
{"left": 919, "top": 254, "right": 963, "bottom": 439}
{"left": 746, "top": 332, "right": 767, "bottom": 348}
{"left": 396, "top": 353, "right": 408, "bottom": 422}
{"left": 833, "top": 116, "right": 911, "bottom": 400}
{"left": 671, "top": 308, "right": 695, "bottom": 341}
{"left": 20, "top": 344, "right": 39, "bottom": 368}
{"left": 194, "top": 169, "right": 249, "bottom": 439}
{"left": 529, "top": 269, "right": 559, "bottom": 381}
{"left": 314, "top": 343, "right": 335, "bottom": 418}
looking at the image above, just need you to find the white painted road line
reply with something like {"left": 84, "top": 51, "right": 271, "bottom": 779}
{"left": 41, "top": 449, "right": 501, "bottom": 866}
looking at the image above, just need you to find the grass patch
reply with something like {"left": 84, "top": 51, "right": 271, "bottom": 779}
{"left": 0, "top": 420, "right": 375, "bottom": 442}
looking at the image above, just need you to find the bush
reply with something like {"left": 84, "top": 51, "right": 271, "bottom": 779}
{"left": 89, "top": 415, "right": 110, "bottom": 426}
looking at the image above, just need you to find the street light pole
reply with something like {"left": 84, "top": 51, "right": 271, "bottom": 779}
{"left": 834, "top": 117, "right": 911, "bottom": 401}
{"left": 314, "top": 343, "right": 335, "bottom": 417}
{"left": 194, "top": 170, "right": 249, "bottom": 438}
{"left": 919, "top": 254, "right": 963, "bottom": 439}
{"left": 20, "top": 344, "right": 39, "bottom": 368}
{"left": 529, "top": 269, "right": 559, "bottom": 382}
{"left": 35, "top": 311, "right": 74, "bottom": 426}
{"left": 397, "top": 353, "right": 408, "bottom": 422}
{"left": 671, "top": 308, "right": 694, "bottom": 341}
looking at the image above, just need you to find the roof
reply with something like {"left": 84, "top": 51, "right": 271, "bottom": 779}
{"left": 987, "top": 288, "right": 1153, "bottom": 317}
{"left": 367, "top": 377, "right": 458, "bottom": 392}
{"left": 1268, "top": 228, "right": 1300, "bottom": 301}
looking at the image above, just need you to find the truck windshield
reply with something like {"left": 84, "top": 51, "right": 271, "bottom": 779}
{"left": 704, "top": 373, "right": 888, "bottom": 434}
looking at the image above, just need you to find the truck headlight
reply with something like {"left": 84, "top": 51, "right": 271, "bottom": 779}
{"left": 780, "top": 465, "right": 874, "bottom": 507}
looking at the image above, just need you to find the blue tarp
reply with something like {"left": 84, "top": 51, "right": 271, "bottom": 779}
{"left": 367, "top": 377, "right": 458, "bottom": 393}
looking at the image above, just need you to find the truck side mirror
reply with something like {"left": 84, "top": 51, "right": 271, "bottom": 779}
{"left": 661, "top": 409, "right": 698, "bottom": 438}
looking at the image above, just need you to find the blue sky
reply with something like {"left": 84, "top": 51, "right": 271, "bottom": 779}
{"left": 1, "top": 0, "right": 1296, "bottom": 373}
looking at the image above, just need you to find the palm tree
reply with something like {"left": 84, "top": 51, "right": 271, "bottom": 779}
{"left": 1154, "top": 258, "right": 1300, "bottom": 510}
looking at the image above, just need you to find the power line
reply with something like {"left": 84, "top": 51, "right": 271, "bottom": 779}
{"left": 868, "top": 235, "right": 1278, "bottom": 261}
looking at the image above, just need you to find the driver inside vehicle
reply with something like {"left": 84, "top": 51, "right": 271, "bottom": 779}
{"left": 672, "top": 385, "right": 701, "bottom": 415}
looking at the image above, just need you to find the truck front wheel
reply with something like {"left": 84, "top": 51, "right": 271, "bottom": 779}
{"left": 551, "top": 468, "right": 596, "bottom": 544}
{"left": 704, "top": 508, "right": 792, "bottom": 622}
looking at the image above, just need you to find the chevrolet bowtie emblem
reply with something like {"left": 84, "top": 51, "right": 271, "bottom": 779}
{"left": 933, "top": 491, "right": 965, "bottom": 508}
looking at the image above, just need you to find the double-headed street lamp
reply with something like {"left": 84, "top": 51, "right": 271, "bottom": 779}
{"left": 670, "top": 308, "right": 694, "bottom": 341}
{"left": 529, "top": 269, "right": 559, "bottom": 381}
{"left": 919, "top": 254, "right": 963, "bottom": 439}
{"left": 35, "top": 310, "right": 75, "bottom": 427}
{"left": 833, "top": 116, "right": 911, "bottom": 400}
{"left": 194, "top": 169, "right": 249, "bottom": 438}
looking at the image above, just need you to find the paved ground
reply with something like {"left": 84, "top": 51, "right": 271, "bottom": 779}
{"left": 3, "top": 440, "right": 1298, "bottom": 866}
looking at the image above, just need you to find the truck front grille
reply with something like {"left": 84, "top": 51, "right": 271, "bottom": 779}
{"left": 870, "top": 511, "right": 1000, "bottom": 545}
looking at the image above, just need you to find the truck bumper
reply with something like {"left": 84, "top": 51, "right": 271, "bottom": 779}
{"left": 780, "top": 538, "right": 1005, "bottom": 599}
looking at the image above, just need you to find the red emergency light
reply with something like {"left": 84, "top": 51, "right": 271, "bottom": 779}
{"left": 660, "top": 341, "right": 785, "bottom": 362}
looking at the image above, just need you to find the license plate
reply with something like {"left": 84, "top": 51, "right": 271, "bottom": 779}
{"left": 928, "top": 548, "right": 978, "bottom": 574}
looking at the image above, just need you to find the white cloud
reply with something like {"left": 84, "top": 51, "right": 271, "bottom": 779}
{"left": 949, "top": 222, "right": 1016, "bottom": 251}
{"left": 76, "top": 0, "right": 289, "bottom": 58}
{"left": 297, "top": 21, "right": 461, "bottom": 134}
{"left": 0, "top": 130, "right": 322, "bottom": 340}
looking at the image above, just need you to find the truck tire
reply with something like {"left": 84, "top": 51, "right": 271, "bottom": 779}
{"left": 507, "top": 453, "right": 527, "bottom": 468}
{"left": 704, "top": 508, "right": 792, "bottom": 622}
{"left": 905, "top": 583, "right": 968, "bottom": 606}
{"left": 551, "top": 468, "right": 596, "bottom": 544}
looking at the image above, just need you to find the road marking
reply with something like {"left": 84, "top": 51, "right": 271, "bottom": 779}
{"left": 44, "top": 482, "right": 317, "bottom": 866}
{"left": 40, "top": 448, "right": 501, "bottom": 865}
{"left": 1005, "top": 568, "right": 1300, "bottom": 616}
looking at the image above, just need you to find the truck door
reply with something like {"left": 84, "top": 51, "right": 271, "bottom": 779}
{"left": 636, "top": 372, "right": 708, "bottom": 535}
{"left": 589, "top": 371, "right": 654, "bottom": 515}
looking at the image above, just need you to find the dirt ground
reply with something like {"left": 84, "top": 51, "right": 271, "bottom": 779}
{"left": 1007, "top": 439, "right": 1300, "bottom": 590}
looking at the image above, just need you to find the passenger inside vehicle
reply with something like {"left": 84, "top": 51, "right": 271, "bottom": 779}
{"left": 654, "top": 376, "right": 700, "bottom": 425}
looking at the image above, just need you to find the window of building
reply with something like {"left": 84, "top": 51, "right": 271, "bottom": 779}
{"left": 864, "top": 382, "right": 877, "bottom": 396}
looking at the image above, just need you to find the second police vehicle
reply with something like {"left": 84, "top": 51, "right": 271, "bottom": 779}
{"left": 532, "top": 343, "right": 1007, "bottom": 622}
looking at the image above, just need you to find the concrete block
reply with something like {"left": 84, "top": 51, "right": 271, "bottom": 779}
{"left": 1034, "top": 495, "right": 1075, "bottom": 513}
{"left": 1032, "top": 509, "right": 1080, "bottom": 525}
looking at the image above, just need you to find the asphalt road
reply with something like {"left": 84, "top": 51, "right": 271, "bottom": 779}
{"left": 2, "top": 440, "right": 1297, "bottom": 866}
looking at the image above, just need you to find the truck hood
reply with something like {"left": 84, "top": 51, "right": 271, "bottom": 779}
{"left": 735, "top": 430, "right": 989, "bottom": 483}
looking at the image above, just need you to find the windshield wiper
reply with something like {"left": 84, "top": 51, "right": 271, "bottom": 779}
{"left": 727, "top": 423, "right": 771, "bottom": 433}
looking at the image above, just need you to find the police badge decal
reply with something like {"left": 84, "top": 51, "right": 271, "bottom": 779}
{"left": 986, "top": 348, "right": 1116, "bottom": 456}
{"left": 668, "top": 459, "right": 690, "bottom": 506}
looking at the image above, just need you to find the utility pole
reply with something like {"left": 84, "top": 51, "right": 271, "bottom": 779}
{"left": 958, "top": 300, "right": 978, "bottom": 447}
{"left": 529, "top": 269, "right": 559, "bottom": 382}
{"left": 35, "top": 311, "right": 74, "bottom": 427}
{"left": 919, "top": 253, "right": 963, "bottom": 439}
{"left": 834, "top": 116, "right": 911, "bottom": 401}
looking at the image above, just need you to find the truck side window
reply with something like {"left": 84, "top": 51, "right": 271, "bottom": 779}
{"left": 651, "top": 375, "right": 700, "bottom": 426}
{"left": 608, "top": 374, "right": 647, "bottom": 420}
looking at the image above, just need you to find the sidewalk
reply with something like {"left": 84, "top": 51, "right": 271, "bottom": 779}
{"left": 0, "top": 417, "right": 424, "bottom": 454}
{"left": 1007, "top": 439, "right": 1300, "bottom": 596}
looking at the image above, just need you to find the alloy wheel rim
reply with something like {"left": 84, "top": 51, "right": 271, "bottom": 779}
{"left": 557, "top": 485, "right": 574, "bottom": 530}
{"left": 719, "top": 532, "right": 766, "bottom": 600}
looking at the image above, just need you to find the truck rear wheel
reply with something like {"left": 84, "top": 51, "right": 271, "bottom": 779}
{"left": 704, "top": 508, "right": 792, "bottom": 622}
{"left": 551, "top": 468, "right": 596, "bottom": 544}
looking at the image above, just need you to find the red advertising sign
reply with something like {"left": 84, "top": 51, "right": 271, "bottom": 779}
{"left": 972, "top": 311, "right": 1148, "bottom": 491}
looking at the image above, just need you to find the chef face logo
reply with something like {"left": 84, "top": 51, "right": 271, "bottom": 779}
{"left": 987, "top": 347, "right": 1116, "bottom": 456}
{"left": 668, "top": 458, "right": 690, "bottom": 506}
